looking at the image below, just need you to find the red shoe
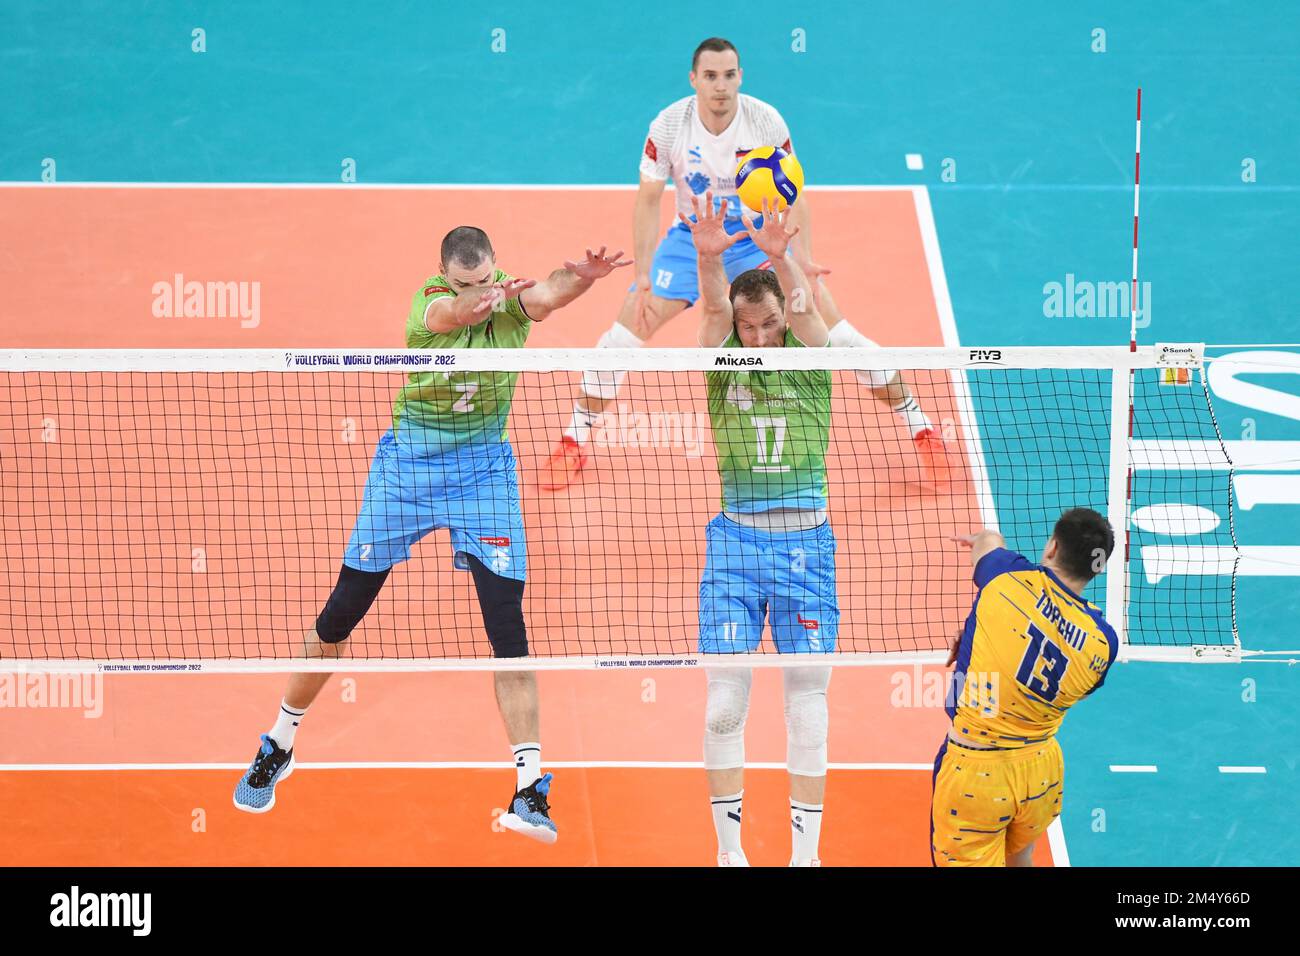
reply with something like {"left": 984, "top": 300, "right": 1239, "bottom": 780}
{"left": 539, "top": 436, "right": 589, "bottom": 491}
{"left": 914, "top": 428, "right": 954, "bottom": 485}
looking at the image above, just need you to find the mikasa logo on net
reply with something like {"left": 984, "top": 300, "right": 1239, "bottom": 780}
{"left": 714, "top": 355, "right": 764, "bottom": 367}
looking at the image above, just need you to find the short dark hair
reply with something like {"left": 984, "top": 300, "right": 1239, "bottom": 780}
{"left": 1051, "top": 508, "right": 1115, "bottom": 582}
{"left": 692, "top": 37, "right": 739, "bottom": 71}
{"left": 440, "top": 226, "right": 494, "bottom": 270}
{"left": 729, "top": 269, "right": 784, "bottom": 313}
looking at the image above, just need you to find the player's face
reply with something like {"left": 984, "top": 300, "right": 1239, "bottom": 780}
{"left": 690, "top": 50, "right": 742, "bottom": 118}
{"left": 733, "top": 293, "right": 786, "bottom": 348}
{"left": 441, "top": 256, "right": 497, "bottom": 294}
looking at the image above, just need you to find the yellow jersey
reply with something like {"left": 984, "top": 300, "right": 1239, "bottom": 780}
{"left": 948, "top": 548, "right": 1119, "bottom": 747}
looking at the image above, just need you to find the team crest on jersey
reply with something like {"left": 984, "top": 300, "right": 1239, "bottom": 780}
{"left": 725, "top": 385, "right": 754, "bottom": 411}
{"left": 643, "top": 137, "right": 657, "bottom": 161}
{"left": 685, "top": 171, "right": 710, "bottom": 195}
{"left": 688, "top": 146, "right": 703, "bottom": 165}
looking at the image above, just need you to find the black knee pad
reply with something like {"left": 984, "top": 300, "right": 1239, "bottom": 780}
{"left": 466, "top": 555, "right": 528, "bottom": 658}
{"left": 315, "top": 564, "right": 390, "bottom": 644}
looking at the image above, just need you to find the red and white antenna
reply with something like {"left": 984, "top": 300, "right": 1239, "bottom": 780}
{"left": 1129, "top": 88, "right": 1142, "bottom": 352}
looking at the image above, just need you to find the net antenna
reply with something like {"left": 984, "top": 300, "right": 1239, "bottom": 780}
{"left": 1105, "top": 88, "right": 1144, "bottom": 656}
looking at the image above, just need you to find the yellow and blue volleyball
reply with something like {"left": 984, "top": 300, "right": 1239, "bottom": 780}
{"left": 734, "top": 146, "right": 804, "bottom": 213}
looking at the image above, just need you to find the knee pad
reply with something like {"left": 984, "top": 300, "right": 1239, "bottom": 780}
{"left": 826, "top": 320, "right": 896, "bottom": 389}
{"left": 704, "top": 667, "right": 752, "bottom": 770}
{"left": 315, "top": 564, "right": 390, "bottom": 644}
{"left": 467, "top": 555, "right": 528, "bottom": 658}
{"left": 784, "top": 666, "right": 831, "bottom": 776}
{"left": 580, "top": 323, "right": 643, "bottom": 400}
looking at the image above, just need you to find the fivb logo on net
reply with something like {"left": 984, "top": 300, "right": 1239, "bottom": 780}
{"left": 0, "top": 662, "right": 103, "bottom": 718}
{"left": 152, "top": 273, "right": 261, "bottom": 328}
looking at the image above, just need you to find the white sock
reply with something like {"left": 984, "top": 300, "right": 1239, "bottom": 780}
{"left": 711, "top": 790, "right": 745, "bottom": 855}
{"left": 790, "top": 799, "right": 824, "bottom": 863}
{"left": 563, "top": 403, "right": 602, "bottom": 445}
{"left": 269, "top": 699, "right": 306, "bottom": 751}
{"left": 513, "top": 742, "right": 542, "bottom": 790}
{"left": 893, "top": 395, "right": 933, "bottom": 437}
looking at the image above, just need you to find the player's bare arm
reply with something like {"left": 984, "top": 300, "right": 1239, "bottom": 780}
{"left": 678, "top": 191, "right": 740, "bottom": 345}
{"left": 631, "top": 176, "right": 669, "bottom": 324}
{"left": 425, "top": 276, "right": 537, "bottom": 334}
{"left": 520, "top": 247, "right": 633, "bottom": 322}
{"left": 740, "top": 198, "right": 828, "bottom": 347}
{"left": 786, "top": 193, "right": 831, "bottom": 280}
{"left": 952, "top": 529, "right": 1007, "bottom": 567}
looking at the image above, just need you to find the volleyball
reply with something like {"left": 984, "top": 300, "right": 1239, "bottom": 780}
{"left": 734, "top": 146, "right": 804, "bottom": 213}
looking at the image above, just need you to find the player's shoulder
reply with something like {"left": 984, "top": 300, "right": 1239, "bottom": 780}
{"left": 1086, "top": 607, "right": 1120, "bottom": 658}
{"left": 651, "top": 94, "right": 696, "bottom": 126}
{"left": 973, "top": 547, "right": 1037, "bottom": 588}
{"left": 738, "top": 94, "right": 788, "bottom": 126}
{"left": 418, "top": 274, "right": 455, "bottom": 300}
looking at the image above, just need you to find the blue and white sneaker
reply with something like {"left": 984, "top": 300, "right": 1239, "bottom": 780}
{"left": 233, "top": 734, "right": 295, "bottom": 814}
{"left": 499, "top": 772, "right": 557, "bottom": 844}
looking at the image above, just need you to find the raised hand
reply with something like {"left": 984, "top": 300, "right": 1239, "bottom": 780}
{"left": 564, "top": 246, "right": 633, "bottom": 280}
{"left": 471, "top": 277, "right": 537, "bottom": 315}
{"left": 678, "top": 191, "right": 743, "bottom": 257}
{"left": 740, "top": 197, "right": 802, "bottom": 260}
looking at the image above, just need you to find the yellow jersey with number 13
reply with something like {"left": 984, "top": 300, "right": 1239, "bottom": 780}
{"left": 948, "top": 548, "right": 1119, "bottom": 747}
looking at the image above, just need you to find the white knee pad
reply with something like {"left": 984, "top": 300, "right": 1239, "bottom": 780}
{"left": 704, "top": 667, "right": 753, "bottom": 770}
{"left": 784, "top": 666, "right": 831, "bottom": 777}
{"left": 580, "top": 323, "right": 643, "bottom": 400}
{"left": 826, "top": 320, "right": 897, "bottom": 390}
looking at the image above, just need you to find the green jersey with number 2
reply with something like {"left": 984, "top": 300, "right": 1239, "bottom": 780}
{"left": 391, "top": 269, "right": 531, "bottom": 452}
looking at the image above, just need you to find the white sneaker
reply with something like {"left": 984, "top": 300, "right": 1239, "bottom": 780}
{"left": 789, "top": 858, "right": 821, "bottom": 867}
{"left": 717, "top": 850, "right": 751, "bottom": 867}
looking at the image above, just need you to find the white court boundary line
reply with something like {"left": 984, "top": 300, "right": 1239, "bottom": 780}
{"left": 0, "top": 761, "right": 931, "bottom": 772}
{"left": 0, "top": 181, "right": 917, "bottom": 193}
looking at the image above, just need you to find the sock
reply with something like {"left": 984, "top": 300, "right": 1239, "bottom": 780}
{"left": 269, "top": 699, "right": 306, "bottom": 751}
{"left": 790, "top": 799, "right": 824, "bottom": 863}
{"left": 563, "top": 403, "right": 603, "bottom": 445}
{"left": 513, "top": 742, "right": 541, "bottom": 790}
{"left": 893, "top": 395, "right": 933, "bottom": 437}
{"left": 711, "top": 791, "right": 745, "bottom": 855}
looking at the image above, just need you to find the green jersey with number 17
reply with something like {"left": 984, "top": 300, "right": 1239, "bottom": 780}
{"left": 391, "top": 270, "right": 531, "bottom": 453}
{"left": 705, "top": 327, "right": 832, "bottom": 512}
